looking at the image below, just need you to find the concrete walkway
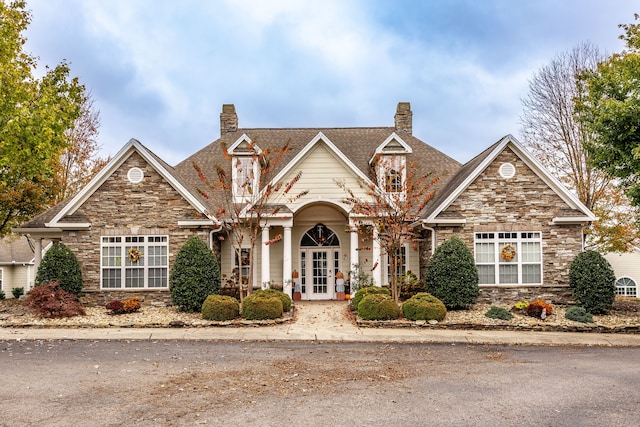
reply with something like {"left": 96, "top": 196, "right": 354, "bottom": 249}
{"left": 1, "top": 301, "right": 639, "bottom": 347}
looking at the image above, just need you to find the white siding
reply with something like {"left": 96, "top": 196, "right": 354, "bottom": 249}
{"left": 605, "top": 252, "right": 640, "bottom": 297}
{"left": 277, "top": 142, "right": 374, "bottom": 211}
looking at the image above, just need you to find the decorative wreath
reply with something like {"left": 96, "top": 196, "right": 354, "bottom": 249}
{"left": 128, "top": 247, "right": 142, "bottom": 263}
{"left": 501, "top": 244, "right": 516, "bottom": 261}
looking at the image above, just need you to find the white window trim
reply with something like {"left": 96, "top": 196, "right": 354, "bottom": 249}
{"left": 100, "top": 235, "right": 169, "bottom": 290}
{"left": 385, "top": 244, "right": 409, "bottom": 286}
{"left": 615, "top": 276, "right": 638, "bottom": 298}
{"left": 231, "top": 245, "right": 252, "bottom": 285}
{"left": 232, "top": 156, "right": 259, "bottom": 202}
{"left": 474, "top": 231, "right": 543, "bottom": 286}
{"left": 377, "top": 155, "right": 406, "bottom": 198}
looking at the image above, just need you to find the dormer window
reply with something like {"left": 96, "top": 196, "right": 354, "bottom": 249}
{"left": 381, "top": 155, "right": 405, "bottom": 194}
{"left": 233, "top": 156, "right": 258, "bottom": 200}
{"left": 227, "top": 134, "right": 261, "bottom": 202}
{"left": 370, "top": 133, "right": 412, "bottom": 197}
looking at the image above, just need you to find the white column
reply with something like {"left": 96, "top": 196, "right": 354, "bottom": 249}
{"left": 261, "top": 226, "right": 271, "bottom": 289}
{"left": 350, "top": 227, "right": 359, "bottom": 273}
{"left": 282, "top": 226, "right": 292, "bottom": 295}
{"left": 372, "top": 226, "right": 382, "bottom": 286}
{"left": 34, "top": 238, "right": 43, "bottom": 271}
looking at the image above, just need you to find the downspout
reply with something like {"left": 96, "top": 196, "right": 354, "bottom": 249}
{"left": 208, "top": 222, "right": 224, "bottom": 249}
{"left": 421, "top": 222, "right": 436, "bottom": 255}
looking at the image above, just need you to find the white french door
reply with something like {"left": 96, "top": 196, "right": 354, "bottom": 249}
{"left": 300, "top": 248, "right": 340, "bottom": 300}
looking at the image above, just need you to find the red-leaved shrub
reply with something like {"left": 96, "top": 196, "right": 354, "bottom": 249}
{"left": 106, "top": 297, "right": 141, "bottom": 315}
{"left": 526, "top": 299, "right": 553, "bottom": 318}
{"left": 23, "top": 281, "right": 85, "bottom": 318}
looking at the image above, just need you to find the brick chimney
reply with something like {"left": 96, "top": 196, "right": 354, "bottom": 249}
{"left": 394, "top": 102, "right": 412, "bottom": 135}
{"left": 220, "top": 104, "right": 238, "bottom": 135}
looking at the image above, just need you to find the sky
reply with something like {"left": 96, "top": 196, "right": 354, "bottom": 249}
{"left": 22, "top": 0, "right": 639, "bottom": 165}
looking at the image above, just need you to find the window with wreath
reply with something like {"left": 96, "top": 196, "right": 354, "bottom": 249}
{"left": 474, "top": 232, "right": 542, "bottom": 285}
{"left": 101, "top": 235, "right": 168, "bottom": 289}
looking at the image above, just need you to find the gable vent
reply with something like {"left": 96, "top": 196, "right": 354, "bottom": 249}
{"left": 127, "top": 167, "right": 144, "bottom": 184}
{"left": 499, "top": 163, "right": 516, "bottom": 179}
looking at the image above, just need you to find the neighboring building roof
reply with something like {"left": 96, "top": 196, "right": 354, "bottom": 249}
{"left": 0, "top": 236, "right": 35, "bottom": 265}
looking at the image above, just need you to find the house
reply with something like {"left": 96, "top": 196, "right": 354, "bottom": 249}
{"left": 0, "top": 236, "right": 44, "bottom": 298}
{"left": 605, "top": 251, "right": 640, "bottom": 298}
{"left": 14, "top": 103, "right": 595, "bottom": 305}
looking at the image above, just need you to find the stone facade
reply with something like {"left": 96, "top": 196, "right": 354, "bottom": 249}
{"left": 419, "top": 147, "right": 585, "bottom": 302}
{"left": 60, "top": 152, "right": 217, "bottom": 303}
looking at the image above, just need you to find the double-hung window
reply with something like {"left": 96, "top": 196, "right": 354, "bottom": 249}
{"left": 475, "top": 232, "right": 542, "bottom": 285}
{"left": 232, "top": 156, "right": 257, "bottom": 201}
{"left": 378, "top": 155, "right": 405, "bottom": 196}
{"left": 101, "top": 235, "right": 168, "bottom": 289}
{"left": 386, "top": 246, "right": 407, "bottom": 284}
{"left": 233, "top": 247, "right": 251, "bottom": 284}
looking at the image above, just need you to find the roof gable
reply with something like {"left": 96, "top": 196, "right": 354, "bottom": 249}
{"left": 422, "top": 135, "right": 596, "bottom": 224}
{"left": 46, "top": 139, "right": 219, "bottom": 228}
{"left": 369, "top": 132, "right": 412, "bottom": 164}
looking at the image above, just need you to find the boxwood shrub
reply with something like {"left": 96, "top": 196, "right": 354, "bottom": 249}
{"left": 357, "top": 293, "right": 400, "bottom": 320}
{"left": 202, "top": 295, "right": 240, "bottom": 321}
{"left": 252, "top": 289, "right": 292, "bottom": 312}
{"left": 402, "top": 292, "right": 447, "bottom": 321}
{"left": 484, "top": 306, "right": 514, "bottom": 321}
{"left": 352, "top": 286, "right": 391, "bottom": 310}
{"left": 565, "top": 306, "right": 594, "bottom": 324}
{"left": 242, "top": 293, "right": 283, "bottom": 320}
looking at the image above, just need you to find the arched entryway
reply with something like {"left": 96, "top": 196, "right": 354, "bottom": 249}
{"left": 299, "top": 223, "right": 341, "bottom": 300}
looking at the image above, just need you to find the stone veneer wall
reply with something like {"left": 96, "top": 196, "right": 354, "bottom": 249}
{"left": 420, "top": 147, "right": 585, "bottom": 303}
{"left": 62, "top": 152, "right": 219, "bottom": 306}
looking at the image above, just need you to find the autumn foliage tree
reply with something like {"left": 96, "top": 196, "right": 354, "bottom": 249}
{"left": 52, "top": 95, "right": 109, "bottom": 205}
{"left": 520, "top": 42, "right": 640, "bottom": 252}
{"left": 0, "top": 1, "right": 88, "bottom": 236}
{"left": 194, "top": 140, "right": 307, "bottom": 302}
{"left": 577, "top": 15, "right": 640, "bottom": 211}
{"left": 336, "top": 158, "right": 439, "bottom": 303}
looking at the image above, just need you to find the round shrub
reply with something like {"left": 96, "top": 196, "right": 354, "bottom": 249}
{"left": 425, "top": 237, "right": 479, "bottom": 309}
{"left": 565, "top": 306, "right": 594, "bottom": 324}
{"left": 35, "top": 242, "right": 83, "bottom": 295}
{"left": 357, "top": 293, "right": 400, "bottom": 320}
{"left": 526, "top": 299, "right": 553, "bottom": 318}
{"left": 253, "top": 288, "right": 292, "bottom": 312}
{"left": 569, "top": 250, "right": 616, "bottom": 314}
{"left": 170, "top": 237, "right": 221, "bottom": 312}
{"left": 484, "top": 306, "right": 514, "bottom": 321}
{"left": 202, "top": 295, "right": 240, "bottom": 321}
{"left": 402, "top": 292, "right": 447, "bottom": 321}
{"left": 242, "top": 294, "right": 283, "bottom": 320}
{"left": 352, "top": 286, "right": 391, "bottom": 310}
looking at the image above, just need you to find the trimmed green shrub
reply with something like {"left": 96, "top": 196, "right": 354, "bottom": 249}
{"left": 253, "top": 288, "right": 292, "bottom": 312}
{"left": 0, "top": 290, "right": 5, "bottom": 300}
{"left": 565, "top": 306, "right": 594, "bottom": 323}
{"left": 242, "top": 294, "right": 283, "bottom": 320}
{"left": 170, "top": 237, "right": 221, "bottom": 312}
{"left": 202, "top": 295, "right": 240, "bottom": 321}
{"left": 357, "top": 293, "right": 400, "bottom": 320}
{"left": 399, "top": 271, "right": 426, "bottom": 301}
{"left": 23, "top": 281, "right": 85, "bottom": 318}
{"left": 35, "top": 242, "right": 83, "bottom": 295}
{"left": 352, "top": 286, "right": 391, "bottom": 310}
{"left": 402, "top": 292, "right": 447, "bottom": 321}
{"left": 484, "top": 306, "right": 514, "bottom": 321}
{"left": 569, "top": 250, "right": 616, "bottom": 314}
{"left": 12, "top": 287, "right": 24, "bottom": 299}
{"left": 425, "top": 237, "right": 479, "bottom": 309}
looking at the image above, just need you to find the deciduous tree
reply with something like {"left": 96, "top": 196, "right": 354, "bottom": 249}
{"left": 577, "top": 15, "right": 640, "bottom": 207}
{"left": 336, "top": 158, "right": 438, "bottom": 303}
{"left": 521, "top": 41, "right": 640, "bottom": 252}
{"left": 194, "top": 140, "right": 307, "bottom": 302}
{"left": 0, "top": 1, "right": 85, "bottom": 236}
